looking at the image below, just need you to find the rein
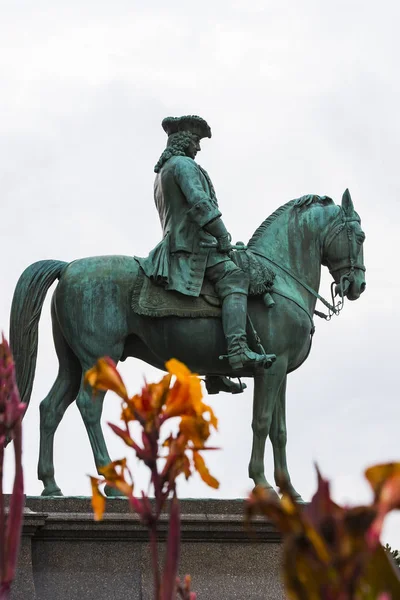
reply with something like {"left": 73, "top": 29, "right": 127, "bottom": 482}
{"left": 249, "top": 210, "right": 365, "bottom": 321}
{"left": 249, "top": 248, "right": 340, "bottom": 320}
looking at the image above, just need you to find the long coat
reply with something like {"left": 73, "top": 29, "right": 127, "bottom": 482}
{"left": 138, "top": 155, "right": 229, "bottom": 297}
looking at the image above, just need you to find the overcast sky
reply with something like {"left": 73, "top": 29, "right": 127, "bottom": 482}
{"left": 1, "top": 0, "right": 400, "bottom": 547}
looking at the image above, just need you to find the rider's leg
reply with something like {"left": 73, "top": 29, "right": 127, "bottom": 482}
{"left": 206, "top": 261, "right": 276, "bottom": 370}
{"left": 221, "top": 292, "right": 276, "bottom": 369}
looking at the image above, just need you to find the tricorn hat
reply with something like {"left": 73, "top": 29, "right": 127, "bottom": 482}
{"left": 162, "top": 115, "right": 212, "bottom": 139}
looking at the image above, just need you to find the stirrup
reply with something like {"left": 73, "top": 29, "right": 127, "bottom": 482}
{"left": 220, "top": 349, "right": 276, "bottom": 371}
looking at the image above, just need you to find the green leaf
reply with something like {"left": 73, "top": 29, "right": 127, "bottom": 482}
{"left": 360, "top": 544, "right": 400, "bottom": 597}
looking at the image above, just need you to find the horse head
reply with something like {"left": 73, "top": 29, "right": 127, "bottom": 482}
{"left": 322, "top": 189, "right": 366, "bottom": 301}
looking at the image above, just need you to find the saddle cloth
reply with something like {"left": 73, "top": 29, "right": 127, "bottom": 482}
{"left": 132, "top": 267, "right": 222, "bottom": 317}
{"left": 131, "top": 250, "right": 275, "bottom": 319}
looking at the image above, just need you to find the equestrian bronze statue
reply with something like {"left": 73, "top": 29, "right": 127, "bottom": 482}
{"left": 9, "top": 115, "right": 366, "bottom": 500}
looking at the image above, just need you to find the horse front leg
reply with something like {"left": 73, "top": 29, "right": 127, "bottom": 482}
{"left": 248, "top": 362, "right": 286, "bottom": 498}
{"left": 270, "top": 376, "right": 305, "bottom": 503}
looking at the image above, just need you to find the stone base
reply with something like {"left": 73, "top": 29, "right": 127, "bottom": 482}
{"left": 11, "top": 497, "right": 284, "bottom": 600}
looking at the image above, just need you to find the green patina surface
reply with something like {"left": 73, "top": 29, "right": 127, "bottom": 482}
{"left": 9, "top": 116, "right": 366, "bottom": 499}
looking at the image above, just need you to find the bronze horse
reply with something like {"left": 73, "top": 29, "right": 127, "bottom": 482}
{"left": 10, "top": 190, "right": 366, "bottom": 499}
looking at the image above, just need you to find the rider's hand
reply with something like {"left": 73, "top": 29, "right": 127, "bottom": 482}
{"left": 217, "top": 234, "right": 232, "bottom": 253}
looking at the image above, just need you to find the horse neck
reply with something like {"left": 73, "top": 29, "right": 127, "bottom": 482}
{"left": 250, "top": 204, "right": 339, "bottom": 311}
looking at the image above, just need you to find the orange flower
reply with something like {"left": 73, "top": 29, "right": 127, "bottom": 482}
{"left": 90, "top": 476, "right": 106, "bottom": 521}
{"left": 365, "top": 462, "right": 400, "bottom": 545}
{"left": 365, "top": 462, "right": 400, "bottom": 500}
{"left": 160, "top": 360, "right": 219, "bottom": 490}
{"left": 166, "top": 358, "right": 192, "bottom": 381}
{"left": 86, "top": 358, "right": 217, "bottom": 439}
{"left": 121, "top": 375, "right": 172, "bottom": 429}
{"left": 98, "top": 458, "right": 134, "bottom": 498}
{"left": 121, "top": 398, "right": 136, "bottom": 423}
{"left": 179, "top": 415, "right": 211, "bottom": 448}
{"left": 164, "top": 380, "right": 202, "bottom": 421}
{"left": 128, "top": 389, "right": 153, "bottom": 424}
{"left": 148, "top": 374, "right": 172, "bottom": 412}
{"left": 162, "top": 433, "right": 219, "bottom": 490}
{"left": 85, "top": 357, "right": 128, "bottom": 400}
{"left": 193, "top": 451, "right": 219, "bottom": 489}
{"left": 89, "top": 360, "right": 220, "bottom": 515}
{"left": 163, "top": 439, "right": 193, "bottom": 485}
{"left": 89, "top": 459, "right": 134, "bottom": 522}
{"left": 164, "top": 359, "right": 218, "bottom": 433}
{"left": 173, "top": 452, "right": 192, "bottom": 482}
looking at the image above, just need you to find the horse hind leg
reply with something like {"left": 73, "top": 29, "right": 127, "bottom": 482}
{"left": 74, "top": 342, "right": 125, "bottom": 497}
{"left": 269, "top": 377, "right": 305, "bottom": 503}
{"left": 76, "top": 383, "right": 124, "bottom": 498}
{"left": 38, "top": 302, "right": 82, "bottom": 496}
{"left": 76, "top": 383, "right": 110, "bottom": 470}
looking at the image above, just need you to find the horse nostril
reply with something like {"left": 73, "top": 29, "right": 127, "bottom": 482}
{"left": 360, "top": 282, "right": 366, "bottom": 293}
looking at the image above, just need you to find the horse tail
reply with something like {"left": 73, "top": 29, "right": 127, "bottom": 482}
{"left": 10, "top": 260, "right": 68, "bottom": 409}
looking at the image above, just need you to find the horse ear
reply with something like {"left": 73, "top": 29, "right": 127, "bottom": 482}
{"left": 342, "top": 188, "right": 355, "bottom": 215}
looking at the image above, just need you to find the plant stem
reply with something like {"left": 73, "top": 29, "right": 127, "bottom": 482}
{"left": 0, "top": 443, "right": 5, "bottom": 585}
{"left": 0, "top": 582, "right": 10, "bottom": 600}
{"left": 149, "top": 523, "right": 160, "bottom": 599}
{"left": 5, "top": 423, "right": 24, "bottom": 584}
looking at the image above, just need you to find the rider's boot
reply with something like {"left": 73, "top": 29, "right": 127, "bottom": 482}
{"left": 205, "top": 375, "right": 247, "bottom": 395}
{"left": 222, "top": 292, "right": 276, "bottom": 370}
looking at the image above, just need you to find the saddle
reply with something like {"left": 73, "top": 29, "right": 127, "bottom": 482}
{"left": 131, "top": 249, "right": 275, "bottom": 319}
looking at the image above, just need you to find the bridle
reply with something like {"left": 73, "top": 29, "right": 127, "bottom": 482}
{"left": 320, "top": 210, "right": 366, "bottom": 320}
{"left": 248, "top": 208, "right": 366, "bottom": 322}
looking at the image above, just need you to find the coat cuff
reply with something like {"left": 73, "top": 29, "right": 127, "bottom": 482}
{"left": 187, "top": 200, "right": 221, "bottom": 228}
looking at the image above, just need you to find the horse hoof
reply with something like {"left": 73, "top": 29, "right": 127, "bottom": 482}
{"left": 104, "top": 484, "right": 125, "bottom": 498}
{"left": 283, "top": 484, "right": 306, "bottom": 504}
{"left": 252, "top": 483, "right": 280, "bottom": 502}
{"left": 41, "top": 485, "right": 63, "bottom": 497}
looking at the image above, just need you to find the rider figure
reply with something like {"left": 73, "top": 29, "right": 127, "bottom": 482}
{"left": 139, "top": 115, "right": 276, "bottom": 371}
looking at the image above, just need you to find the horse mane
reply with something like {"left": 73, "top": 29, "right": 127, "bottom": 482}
{"left": 248, "top": 196, "right": 334, "bottom": 247}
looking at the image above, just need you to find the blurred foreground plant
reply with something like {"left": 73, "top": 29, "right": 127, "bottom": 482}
{"left": 86, "top": 358, "right": 219, "bottom": 600}
{"left": 0, "top": 336, "right": 25, "bottom": 600}
{"left": 385, "top": 545, "right": 400, "bottom": 570}
{"left": 246, "top": 464, "right": 400, "bottom": 599}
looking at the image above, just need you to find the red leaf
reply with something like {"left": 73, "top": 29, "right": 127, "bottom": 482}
{"left": 107, "top": 423, "right": 148, "bottom": 460}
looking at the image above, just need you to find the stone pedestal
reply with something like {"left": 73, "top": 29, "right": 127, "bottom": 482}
{"left": 11, "top": 498, "right": 284, "bottom": 600}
